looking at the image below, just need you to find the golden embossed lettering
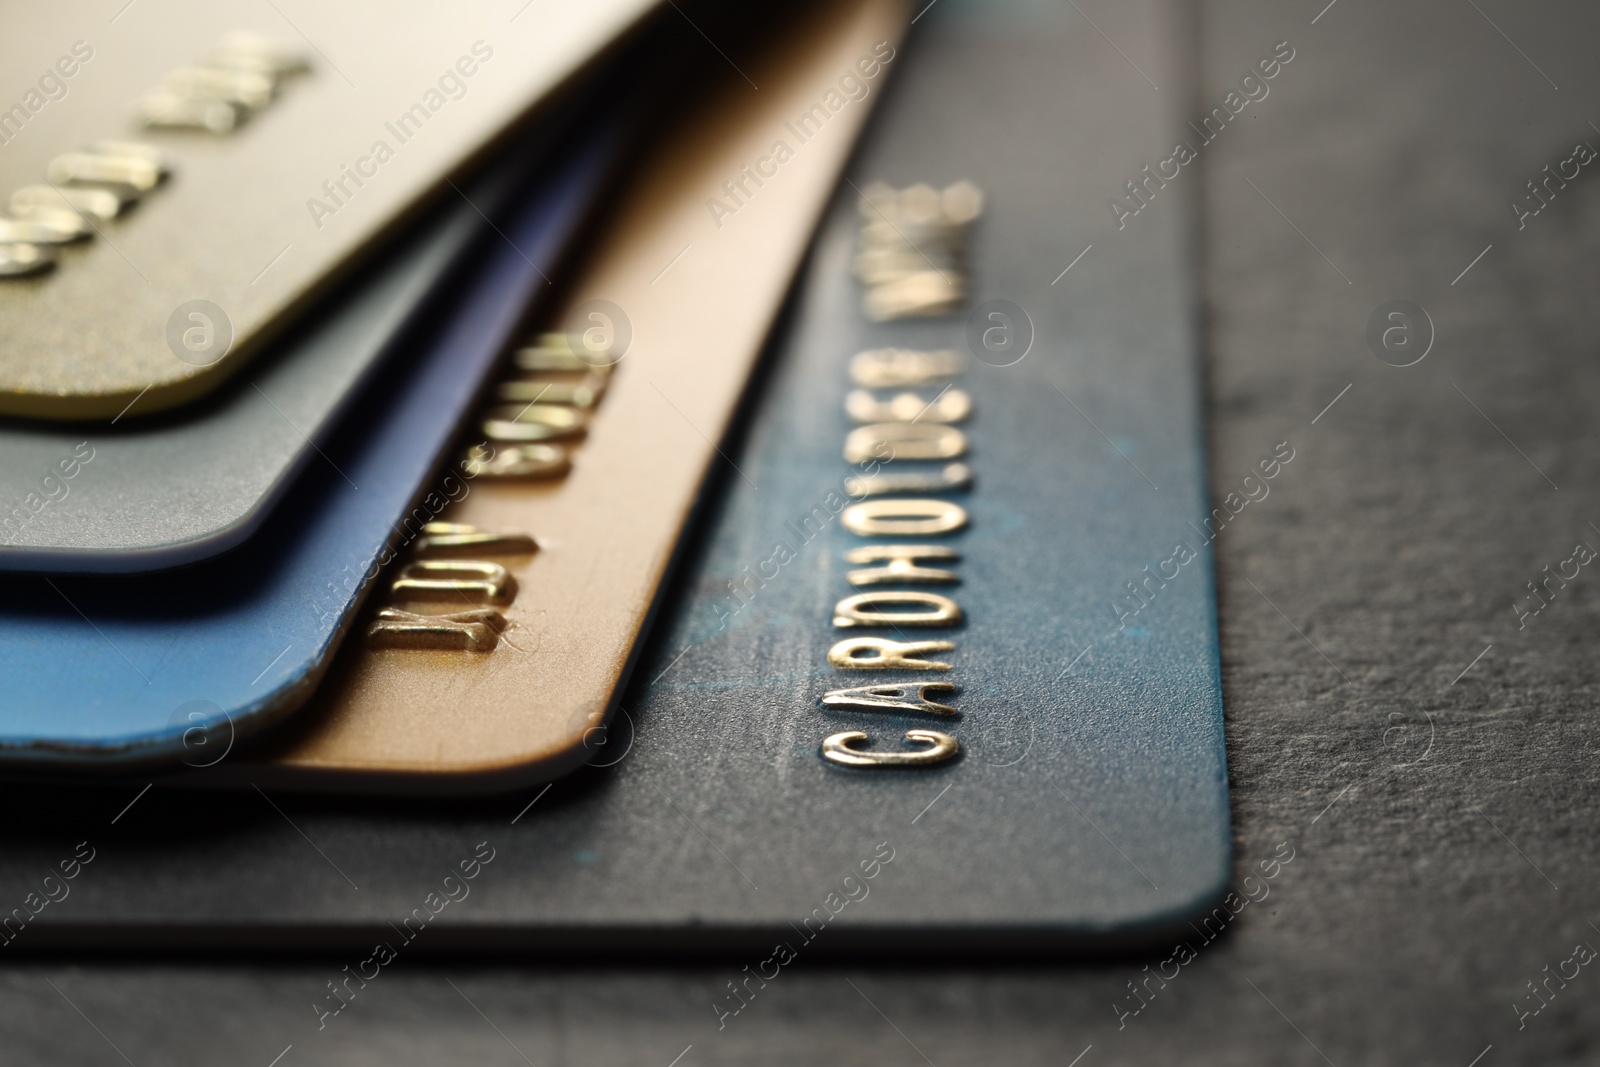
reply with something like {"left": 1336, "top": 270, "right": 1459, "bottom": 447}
{"left": 853, "top": 181, "right": 981, "bottom": 320}
{"left": 821, "top": 681, "right": 957, "bottom": 715}
{"left": 845, "top": 388, "right": 970, "bottom": 424}
{"left": 481, "top": 419, "right": 584, "bottom": 444}
{"left": 841, "top": 499, "right": 967, "bottom": 537}
{"left": 13, "top": 184, "right": 131, "bottom": 221}
{"left": 461, "top": 442, "right": 570, "bottom": 480}
{"left": 845, "top": 544, "right": 959, "bottom": 585}
{"left": 46, "top": 151, "right": 163, "bottom": 192}
{"left": 486, "top": 403, "right": 585, "bottom": 426}
{"left": 828, "top": 636, "right": 955, "bottom": 671}
{"left": 843, "top": 462, "right": 972, "bottom": 498}
{"left": 833, "top": 590, "right": 962, "bottom": 628}
{"left": 0, "top": 214, "right": 87, "bottom": 244}
{"left": 366, "top": 607, "right": 506, "bottom": 652}
{"left": 844, "top": 422, "right": 966, "bottom": 464}
{"left": 496, "top": 376, "right": 605, "bottom": 407}
{"left": 849, "top": 348, "right": 965, "bottom": 388}
{"left": 163, "top": 66, "right": 274, "bottom": 110}
{"left": 822, "top": 729, "right": 960, "bottom": 768}
{"left": 0, "top": 243, "right": 53, "bottom": 277}
{"left": 514, "top": 334, "right": 615, "bottom": 374}
{"left": 414, "top": 522, "right": 536, "bottom": 558}
{"left": 391, "top": 560, "right": 515, "bottom": 604}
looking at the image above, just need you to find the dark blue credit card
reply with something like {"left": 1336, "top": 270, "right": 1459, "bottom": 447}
{"left": 458, "top": 0, "right": 1233, "bottom": 948}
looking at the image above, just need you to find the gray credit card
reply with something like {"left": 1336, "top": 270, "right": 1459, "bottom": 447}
{"left": 0, "top": 141, "right": 521, "bottom": 574}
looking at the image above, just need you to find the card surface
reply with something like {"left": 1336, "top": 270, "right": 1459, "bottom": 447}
{"left": 0, "top": 129, "right": 614, "bottom": 768}
{"left": 0, "top": 130, "right": 532, "bottom": 573}
{"left": 0, "top": 0, "right": 656, "bottom": 419}
{"left": 218, "top": 0, "right": 914, "bottom": 792}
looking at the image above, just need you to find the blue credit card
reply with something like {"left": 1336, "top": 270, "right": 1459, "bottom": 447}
{"left": 0, "top": 119, "right": 619, "bottom": 769}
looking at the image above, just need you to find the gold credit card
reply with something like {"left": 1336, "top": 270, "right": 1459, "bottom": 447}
{"left": 0, "top": 0, "right": 656, "bottom": 419}
{"left": 219, "top": 0, "right": 911, "bottom": 792}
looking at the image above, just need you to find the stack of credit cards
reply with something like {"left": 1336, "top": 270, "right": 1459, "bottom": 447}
{"left": 0, "top": 0, "right": 1232, "bottom": 953}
